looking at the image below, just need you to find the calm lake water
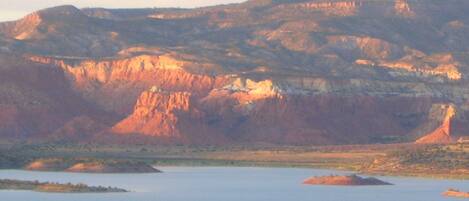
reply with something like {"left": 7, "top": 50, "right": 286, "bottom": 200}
{"left": 0, "top": 167, "right": 467, "bottom": 201}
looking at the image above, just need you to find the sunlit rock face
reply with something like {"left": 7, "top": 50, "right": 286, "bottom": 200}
{"left": 1, "top": 0, "right": 469, "bottom": 144}
{"left": 112, "top": 88, "right": 192, "bottom": 138}
{"left": 394, "top": 0, "right": 415, "bottom": 17}
{"left": 28, "top": 54, "right": 229, "bottom": 115}
{"left": 415, "top": 104, "right": 456, "bottom": 144}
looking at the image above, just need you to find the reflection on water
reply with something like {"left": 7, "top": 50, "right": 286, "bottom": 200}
{"left": 0, "top": 167, "right": 467, "bottom": 201}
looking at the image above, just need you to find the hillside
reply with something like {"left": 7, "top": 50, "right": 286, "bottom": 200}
{"left": 1, "top": 0, "right": 469, "bottom": 145}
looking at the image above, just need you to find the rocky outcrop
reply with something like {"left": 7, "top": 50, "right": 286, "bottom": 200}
{"left": 325, "top": 35, "right": 405, "bottom": 60}
{"left": 198, "top": 79, "right": 438, "bottom": 144}
{"left": 443, "top": 189, "right": 469, "bottom": 198}
{"left": 416, "top": 104, "right": 456, "bottom": 144}
{"left": 303, "top": 175, "right": 392, "bottom": 186}
{"left": 28, "top": 54, "right": 228, "bottom": 115}
{"left": 394, "top": 0, "right": 415, "bottom": 17}
{"left": 109, "top": 85, "right": 227, "bottom": 144}
{"left": 377, "top": 54, "right": 462, "bottom": 81}
{"left": 111, "top": 88, "right": 193, "bottom": 138}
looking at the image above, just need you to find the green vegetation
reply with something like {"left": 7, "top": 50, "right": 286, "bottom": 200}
{"left": 0, "top": 179, "right": 127, "bottom": 193}
{"left": 363, "top": 143, "right": 469, "bottom": 179}
{"left": 390, "top": 144, "right": 469, "bottom": 170}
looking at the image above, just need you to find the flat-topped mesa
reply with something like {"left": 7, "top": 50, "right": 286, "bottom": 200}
{"left": 416, "top": 104, "right": 456, "bottom": 144}
{"left": 303, "top": 174, "right": 393, "bottom": 186}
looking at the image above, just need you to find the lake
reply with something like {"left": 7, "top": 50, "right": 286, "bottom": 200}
{"left": 0, "top": 167, "right": 467, "bottom": 201}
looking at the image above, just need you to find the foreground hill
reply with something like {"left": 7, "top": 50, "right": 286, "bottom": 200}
{"left": 1, "top": 0, "right": 469, "bottom": 145}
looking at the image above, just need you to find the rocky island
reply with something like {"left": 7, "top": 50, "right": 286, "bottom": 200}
{"left": 0, "top": 179, "right": 127, "bottom": 193}
{"left": 303, "top": 175, "right": 393, "bottom": 186}
{"left": 25, "top": 158, "right": 161, "bottom": 173}
{"left": 65, "top": 161, "right": 161, "bottom": 173}
{"left": 443, "top": 189, "right": 469, "bottom": 198}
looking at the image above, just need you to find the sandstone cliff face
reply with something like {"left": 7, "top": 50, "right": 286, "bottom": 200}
{"left": 112, "top": 88, "right": 192, "bottom": 138}
{"left": 28, "top": 54, "right": 229, "bottom": 115}
{"left": 111, "top": 87, "right": 226, "bottom": 144}
{"left": 415, "top": 104, "right": 456, "bottom": 144}
{"left": 105, "top": 78, "right": 439, "bottom": 145}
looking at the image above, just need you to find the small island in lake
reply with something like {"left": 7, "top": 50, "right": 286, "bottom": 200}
{"left": 65, "top": 161, "right": 161, "bottom": 173}
{"left": 0, "top": 179, "right": 128, "bottom": 193}
{"left": 25, "top": 158, "right": 161, "bottom": 173}
{"left": 443, "top": 189, "right": 469, "bottom": 198}
{"left": 303, "top": 174, "right": 393, "bottom": 186}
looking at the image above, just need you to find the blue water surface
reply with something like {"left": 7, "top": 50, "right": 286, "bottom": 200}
{"left": 0, "top": 167, "right": 467, "bottom": 201}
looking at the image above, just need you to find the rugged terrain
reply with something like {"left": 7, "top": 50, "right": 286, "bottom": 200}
{"left": 1, "top": 0, "right": 469, "bottom": 145}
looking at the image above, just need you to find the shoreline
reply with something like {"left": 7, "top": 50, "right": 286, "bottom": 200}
{"left": 2, "top": 162, "right": 467, "bottom": 181}
{"left": 151, "top": 159, "right": 469, "bottom": 180}
{"left": 0, "top": 179, "right": 128, "bottom": 193}
{"left": 1, "top": 143, "right": 467, "bottom": 180}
